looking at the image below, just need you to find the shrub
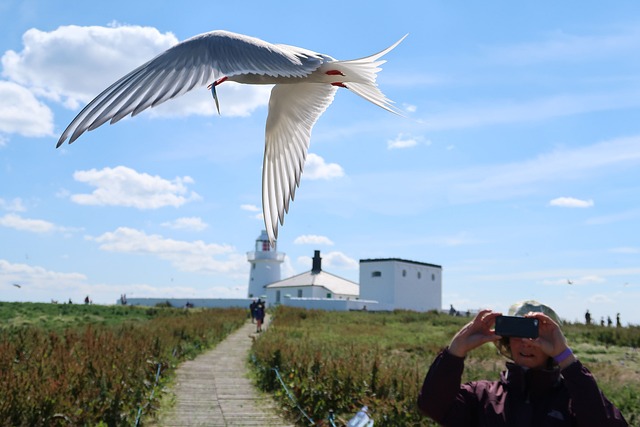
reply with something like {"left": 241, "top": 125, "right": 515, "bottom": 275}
{"left": 251, "top": 306, "right": 640, "bottom": 426}
{"left": 0, "top": 304, "right": 246, "bottom": 426}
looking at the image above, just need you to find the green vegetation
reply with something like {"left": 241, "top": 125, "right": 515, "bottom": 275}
{"left": 0, "top": 302, "right": 167, "bottom": 332}
{"left": 251, "top": 306, "right": 640, "bottom": 426}
{"left": 1, "top": 302, "right": 637, "bottom": 426}
{"left": 0, "top": 302, "right": 246, "bottom": 426}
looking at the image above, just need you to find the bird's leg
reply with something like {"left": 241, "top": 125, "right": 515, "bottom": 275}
{"left": 326, "top": 70, "right": 347, "bottom": 88}
{"left": 207, "top": 76, "right": 228, "bottom": 115}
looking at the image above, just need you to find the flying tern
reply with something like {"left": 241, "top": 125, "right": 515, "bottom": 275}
{"left": 57, "top": 30, "right": 406, "bottom": 244}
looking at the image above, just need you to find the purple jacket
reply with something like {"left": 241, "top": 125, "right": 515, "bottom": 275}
{"left": 417, "top": 349, "right": 628, "bottom": 427}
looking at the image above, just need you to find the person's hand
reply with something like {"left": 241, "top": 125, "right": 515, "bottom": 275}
{"left": 526, "top": 312, "right": 577, "bottom": 368}
{"left": 448, "top": 309, "right": 502, "bottom": 358}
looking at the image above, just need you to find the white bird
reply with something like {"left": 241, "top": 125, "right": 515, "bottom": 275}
{"left": 57, "top": 30, "right": 406, "bottom": 244}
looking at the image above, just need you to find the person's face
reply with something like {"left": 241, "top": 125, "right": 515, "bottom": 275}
{"left": 509, "top": 337, "right": 548, "bottom": 369}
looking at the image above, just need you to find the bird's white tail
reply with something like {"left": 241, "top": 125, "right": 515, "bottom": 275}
{"left": 335, "top": 34, "right": 407, "bottom": 115}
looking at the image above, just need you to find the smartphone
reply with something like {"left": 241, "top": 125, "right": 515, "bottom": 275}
{"left": 494, "top": 315, "right": 539, "bottom": 339}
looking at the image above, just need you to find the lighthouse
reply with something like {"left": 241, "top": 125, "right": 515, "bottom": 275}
{"left": 246, "top": 230, "right": 285, "bottom": 298}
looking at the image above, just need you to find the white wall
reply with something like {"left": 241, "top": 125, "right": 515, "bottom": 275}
{"left": 266, "top": 286, "right": 357, "bottom": 304}
{"left": 247, "top": 251, "right": 284, "bottom": 298}
{"left": 359, "top": 262, "right": 397, "bottom": 304}
{"left": 359, "top": 260, "right": 442, "bottom": 312}
{"left": 280, "top": 297, "right": 384, "bottom": 311}
{"left": 394, "top": 263, "right": 442, "bottom": 312}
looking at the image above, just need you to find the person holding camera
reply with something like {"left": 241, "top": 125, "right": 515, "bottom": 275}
{"left": 417, "top": 300, "right": 628, "bottom": 426}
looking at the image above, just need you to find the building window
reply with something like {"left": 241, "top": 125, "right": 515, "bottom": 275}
{"left": 297, "top": 289, "right": 303, "bottom": 298}
{"left": 402, "top": 269, "right": 406, "bottom": 277}
{"left": 372, "top": 271, "right": 381, "bottom": 277}
{"left": 417, "top": 272, "right": 422, "bottom": 279}
{"left": 432, "top": 273, "right": 435, "bottom": 281}
{"left": 276, "top": 290, "right": 281, "bottom": 303}
{"left": 326, "top": 293, "right": 332, "bottom": 298}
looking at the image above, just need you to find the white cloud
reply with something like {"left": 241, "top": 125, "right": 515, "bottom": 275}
{"left": 0, "top": 197, "right": 26, "bottom": 212}
{"left": 241, "top": 204, "right": 260, "bottom": 212}
{"left": 89, "top": 227, "right": 246, "bottom": 275}
{"left": 2, "top": 25, "right": 178, "bottom": 108}
{"left": 549, "top": 197, "right": 594, "bottom": 208}
{"left": 149, "top": 81, "right": 271, "bottom": 119}
{"left": 296, "top": 250, "right": 357, "bottom": 271}
{"left": 0, "top": 213, "right": 65, "bottom": 233}
{"left": 422, "top": 91, "right": 640, "bottom": 132}
{"left": 293, "top": 234, "right": 334, "bottom": 245}
{"left": 240, "top": 204, "right": 263, "bottom": 221}
{"left": 387, "top": 133, "right": 428, "bottom": 149}
{"left": 71, "top": 166, "right": 201, "bottom": 209}
{"left": 205, "top": 82, "right": 271, "bottom": 118}
{"left": 320, "top": 134, "right": 640, "bottom": 217}
{"left": 161, "top": 217, "right": 209, "bottom": 231}
{"left": 0, "top": 259, "right": 87, "bottom": 288}
{"left": 486, "top": 27, "right": 640, "bottom": 65}
{"left": 0, "top": 213, "right": 55, "bottom": 233}
{"left": 1, "top": 24, "right": 270, "bottom": 118}
{"left": 323, "top": 251, "right": 359, "bottom": 270}
{"left": 303, "top": 153, "right": 344, "bottom": 180}
{"left": 403, "top": 103, "right": 417, "bottom": 113}
{"left": 0, "top": 81, "right": 54, "bottom": 137}
{"left": 446, "top": 135, "right": 640, "bottom": 204}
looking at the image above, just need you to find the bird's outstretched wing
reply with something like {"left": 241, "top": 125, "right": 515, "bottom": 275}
{"left": 262, "top": 83, "right": 338, "bottom": 243}
{"left": 57, "top": 30, "right": 323, "bottom": 147}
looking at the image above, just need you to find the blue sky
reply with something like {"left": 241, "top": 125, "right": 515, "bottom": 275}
{"left": 1, "top": 1, "right": 639, "bottom": 324}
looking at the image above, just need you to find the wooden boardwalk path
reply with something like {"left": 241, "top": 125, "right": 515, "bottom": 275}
{"left": 149, "top": 316, "right": 295, "bottom": 426}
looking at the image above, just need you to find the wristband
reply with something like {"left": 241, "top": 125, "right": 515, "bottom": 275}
{"left": 553, "top": 347, "right": 573, "bottom": 364}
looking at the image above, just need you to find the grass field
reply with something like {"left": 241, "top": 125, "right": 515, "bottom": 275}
{"left": 0, "top": 302, "right": 247, "bottom": 426}
{"left": 0, "top": 301, "right": 161, "bottom": 331}
{"left": 1, "top": 302, "right": 638, "bottom": 426}
{"left": 250, "top": 306, "right": 640, "bottom": 426}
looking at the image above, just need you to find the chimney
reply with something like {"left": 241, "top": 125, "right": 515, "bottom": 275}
{"left": 311, "top": 250, "right": 322, "bottom": 274}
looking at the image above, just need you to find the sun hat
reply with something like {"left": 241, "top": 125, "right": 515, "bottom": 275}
{"left": 494, "top": 300, "right": 562, "bottom": 360}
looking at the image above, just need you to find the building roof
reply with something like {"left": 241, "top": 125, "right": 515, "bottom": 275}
{"left": 265, "top": 270, "right": 359, "bottom": 295}
{"left": 359, "top": 258, "right": 442, "bottom": 269}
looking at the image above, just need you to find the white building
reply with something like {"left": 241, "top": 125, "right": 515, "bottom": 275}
{"left": 119, "top": 234, "right": 443, "bottom": 313}
{"left": 246, "top": 230, "right": 285, "bottom": 299}
{"left": 265, "top": 250, "right": 359, "bottom": 304}
{"left": 359, "top": 258, "right": 442, "bottom": 312}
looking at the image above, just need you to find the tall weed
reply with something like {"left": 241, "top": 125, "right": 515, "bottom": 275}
{"left": 251, "top": 307, "right": 640, "bottom": 426}
{"left": 0, "top": 305, "right": 246, "bottom": 426}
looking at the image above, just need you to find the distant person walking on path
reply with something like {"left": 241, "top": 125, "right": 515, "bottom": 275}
{"left": 254, "top": 299, "right": 265, "bottom": 333}
{"left": 417, "top": 300, "right": 628, "bottom": 426}
{"left": 585, "top": 309, "right": 591, "bottom": 325}
{"left": 617, "top": 313, "right": 621, "bottom": 328}
{"left": 249, "top": 299, "right": 257, "bottom": 323}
